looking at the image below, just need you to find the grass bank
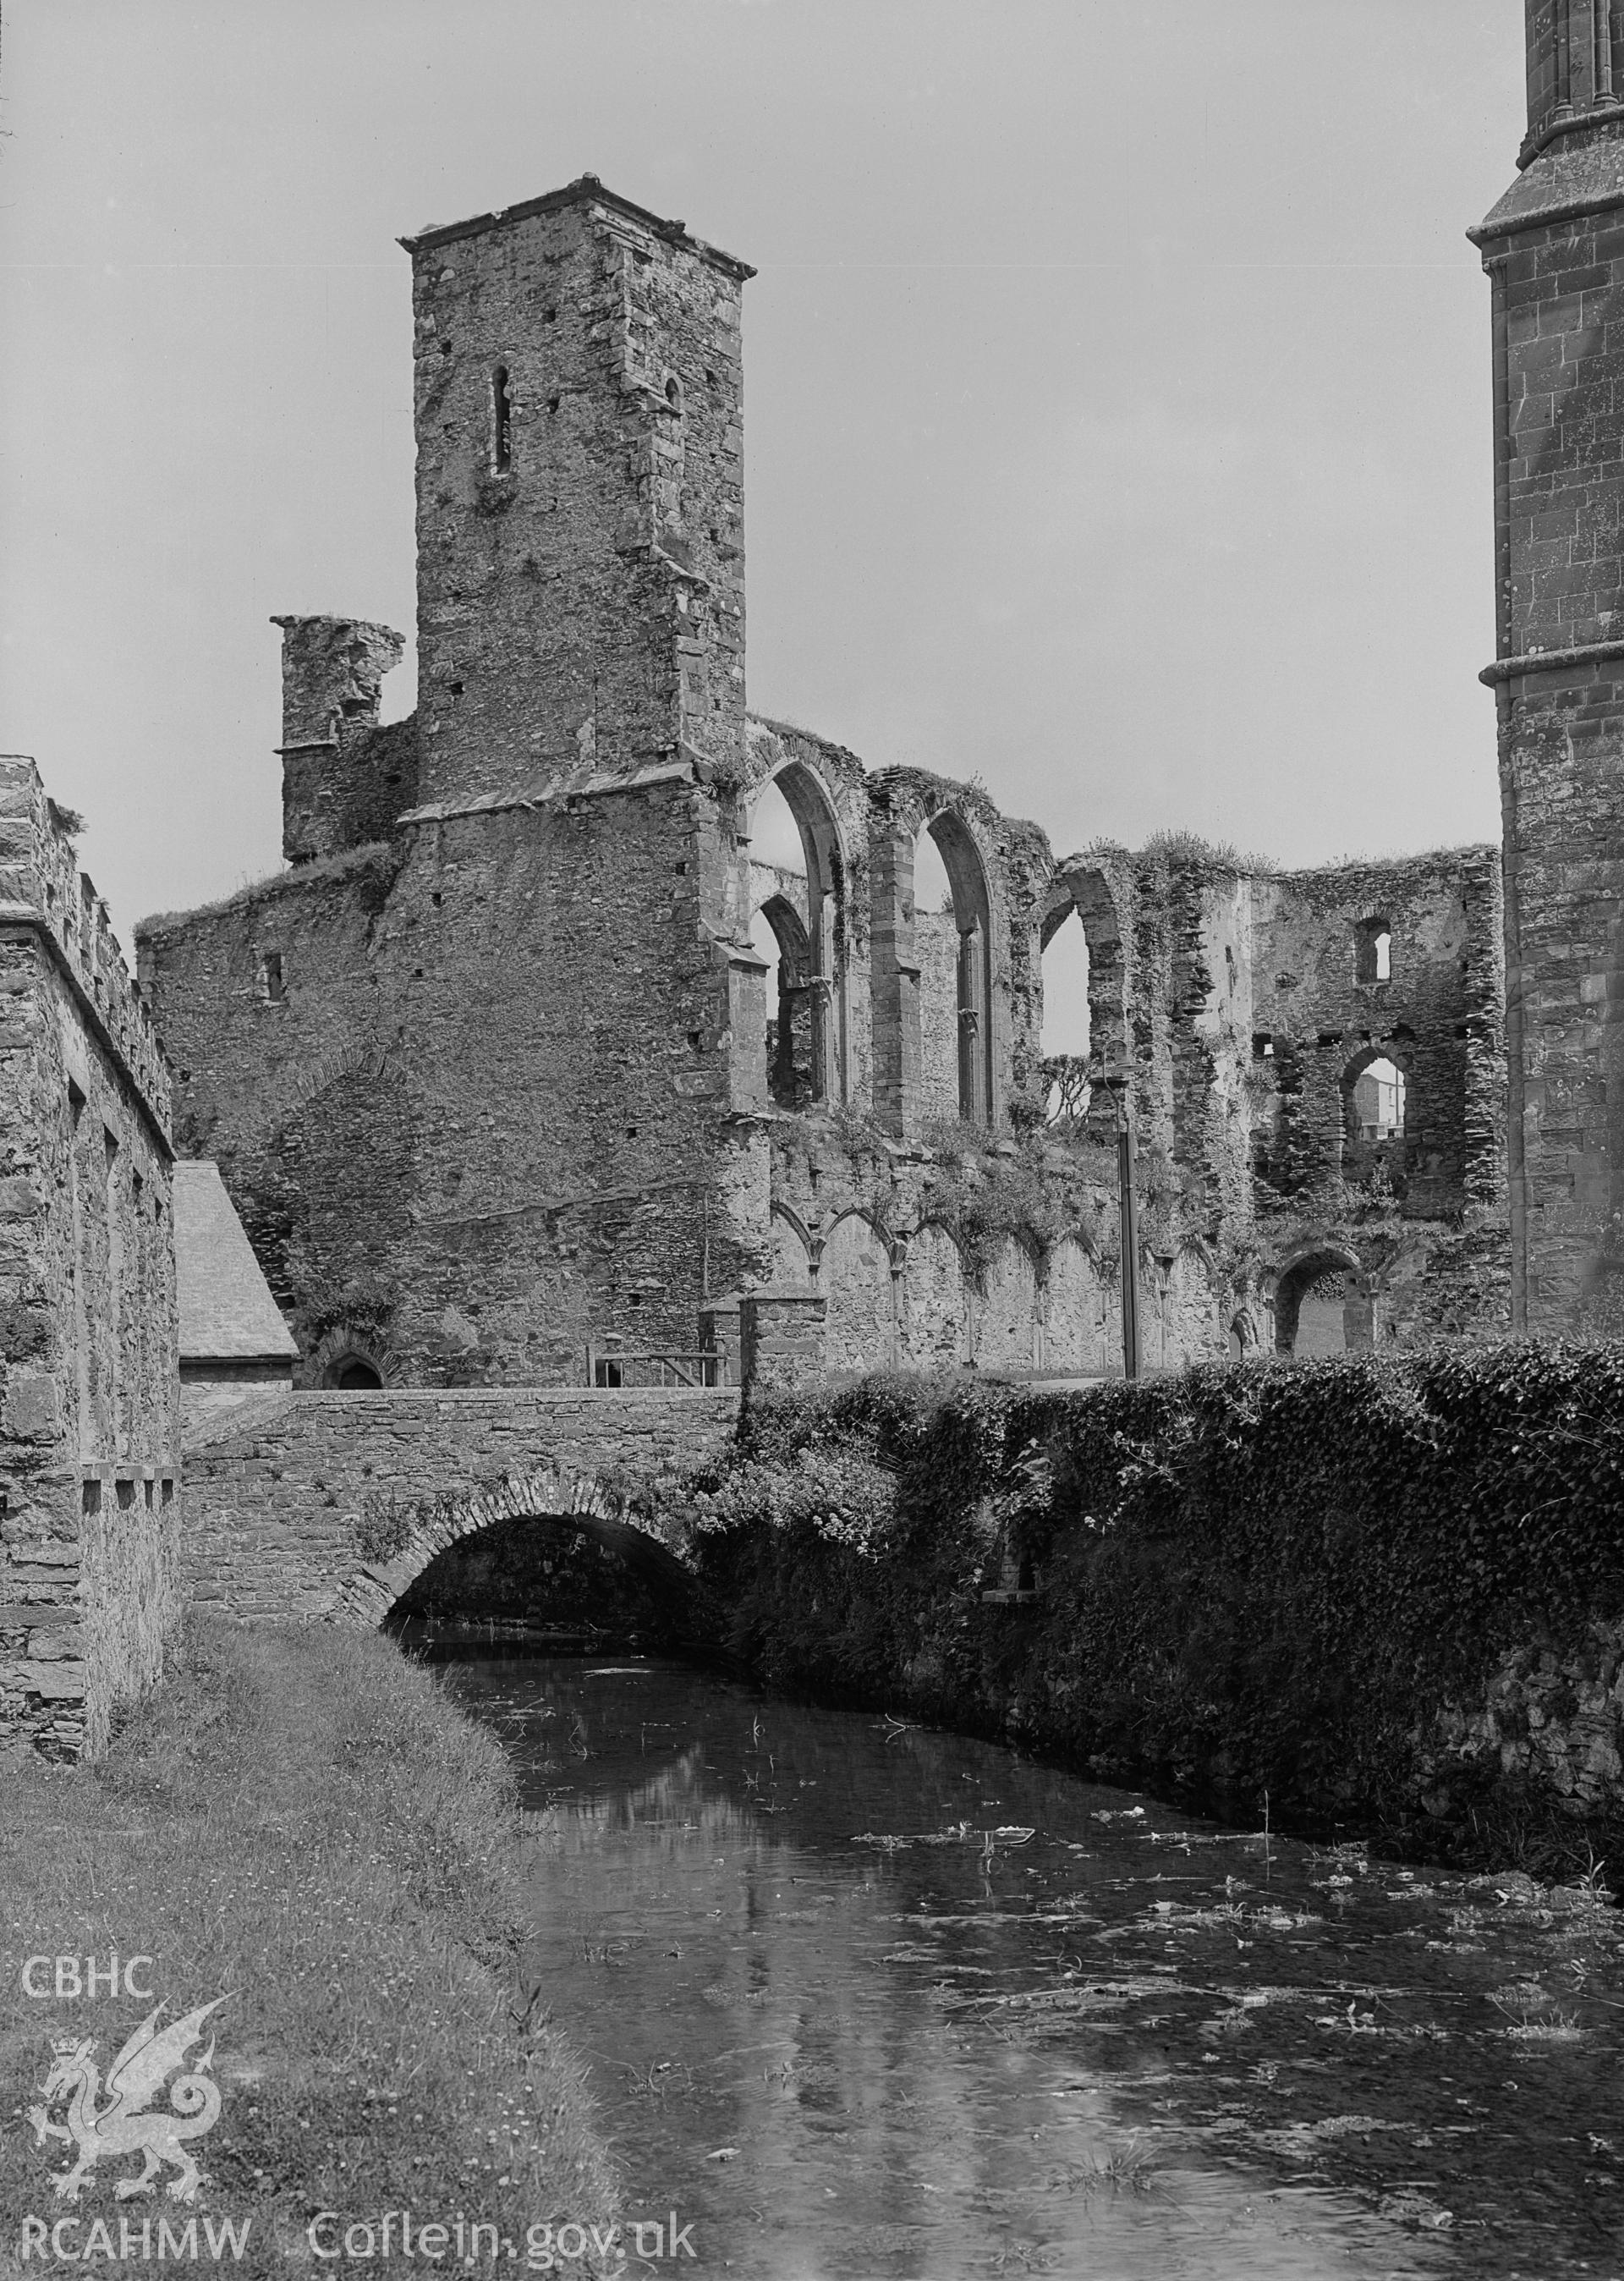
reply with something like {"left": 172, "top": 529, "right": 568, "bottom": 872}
{"left": 1, "top": 1617, "right": 617, "bottom": 2277}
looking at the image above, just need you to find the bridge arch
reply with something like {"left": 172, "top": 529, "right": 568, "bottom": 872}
{"left": 337, "top": 1461, "right": 694, "bottom": 1628}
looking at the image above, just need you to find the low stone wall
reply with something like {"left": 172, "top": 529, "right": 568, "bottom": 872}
{"left": 183, "top": 1386, "right": 739, "bottom": 1623}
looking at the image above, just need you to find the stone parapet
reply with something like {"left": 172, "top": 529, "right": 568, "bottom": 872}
{"left": 0, "top": 756, "right": 172, "bottom": 1143}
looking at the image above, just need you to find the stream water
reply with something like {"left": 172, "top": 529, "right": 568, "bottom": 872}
{"left": 436, "top": 1652, "right": 1624, "bottom": 2280}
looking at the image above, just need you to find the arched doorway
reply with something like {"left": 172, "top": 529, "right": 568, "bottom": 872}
{"left": 332, "top": 1356, "right": 383, "bottom": 1390}
{"left": 1273, "top": 1247, "right": 1372, "bottom": 1357}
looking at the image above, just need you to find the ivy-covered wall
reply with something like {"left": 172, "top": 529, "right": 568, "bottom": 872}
{"left": 677, "top": 1348, "right": 1624, "bottom": 1875}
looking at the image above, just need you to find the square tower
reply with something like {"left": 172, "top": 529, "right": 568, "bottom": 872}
{"left": 402, "top": 178, "right": 754, "bottom": 809}
{"left": 1476, "top": 2, "right": 1624, "bottom": 1329}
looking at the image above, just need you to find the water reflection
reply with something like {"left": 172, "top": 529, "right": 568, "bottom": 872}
{"left": 439, "top": 1657, "right": 1624, "bottom": 2279}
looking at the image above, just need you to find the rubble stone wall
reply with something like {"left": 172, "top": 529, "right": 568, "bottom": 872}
{"left": 405, "top": 180, "right": 750, "bottom": 811}
{"left": 1, "top": 757, "right": 179, "bottom": 1761}
{"left": 1477, "top": 34, "right": 1624, "bottom": 1328}
{"left": 182, "top": 1385, "right": 738, "bottom": 1621}
{"left": 133, "top": 177, "right": 1515, "bottom": 1403}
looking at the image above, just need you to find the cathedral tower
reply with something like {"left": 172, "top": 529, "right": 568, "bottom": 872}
{"left": 402, "top": 178, "right": 753, "bottom": 809}
{"left": 1475, "top": 1, "right": 1624, "bottom": 1327}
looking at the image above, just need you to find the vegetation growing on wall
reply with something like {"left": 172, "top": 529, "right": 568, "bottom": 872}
{"left": 685, "top": 1347, "right": 1624, "bottom": 1875}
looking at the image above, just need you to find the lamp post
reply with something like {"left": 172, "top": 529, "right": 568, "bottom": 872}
{"left": 1102, "top": 1067, "right": 1142, "bottom": 1382}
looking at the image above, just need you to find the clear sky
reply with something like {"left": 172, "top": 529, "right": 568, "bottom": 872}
{"left": 0, "top": 1, "right": 1524, "bottom": 948}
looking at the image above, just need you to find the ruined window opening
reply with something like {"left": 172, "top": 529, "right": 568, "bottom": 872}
{"left": 547, "top": 394, "right": 560, "bottom": 415}
{"left": 261, "top": 951, "right": 284, "bottom": 1003}
{"left": 1355, "top": 917, "right": 1392, "bottom": 984}
{"left": 161, "top": 1478, "right": 173, "bottom": 1506}
{"left": 753, "top": 895, "right": 815, "bottom": 1110}
{"left": 664, "top": 375, "right": 682, "bottom": 410}
{"left": 1040, "top": 908, "right": 1091, "bottom": 1124}
{"left": 82, "top": 1479, "right": 101, "bottom": 1517}
{"left": 491, "top": 366, "right": 513, "bottom": 472}
{"left": 914, "top": 814, "right": 994, "bottom": 1126}
{"left": 594, "top": 1355, "right": 623, "bottom": 1388}
{"left": 748, "top": 766, "right": 847, "bottom": 1107}
{"left": 144, "top": 1480, "right": 154, "bottom": 1509}
{"left": 1253, "top": 1034, "right": 1275, "bottom": 1060}
{"left": 116, "top": 1479, "right": 135, "bottom": 1510}
{"left": 1347, "top": 1053, "right": 1406, "bottom": 1143}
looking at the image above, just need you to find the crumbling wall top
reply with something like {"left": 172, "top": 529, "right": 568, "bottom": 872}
{"left": 0, "top": 754, "right": 172, "bottom": 1143}
{"left": 399, "top": 173, "right": 756, "bottom": 283}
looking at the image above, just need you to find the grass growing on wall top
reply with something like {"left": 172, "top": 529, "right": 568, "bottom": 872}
{"left": 0, "top": 1619, "right": 616, "bottom": 2275}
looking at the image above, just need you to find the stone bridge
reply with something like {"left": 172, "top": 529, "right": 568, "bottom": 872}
{"left": 183, "top": 1386, "right": 740, "bottom": 1626}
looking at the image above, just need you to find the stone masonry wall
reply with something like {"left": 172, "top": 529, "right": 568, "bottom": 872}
{"left": 139, "top": 770, "right": 759, "bottom": 1386}
{"left": 183, "top": 1385, "right": 738, "bottom": 1621}
{"left": 0, "top": 757, "right": 180, "bottom": 1761}
{"left": 1476, "top": 108, "right": 1624, "bottom": 1327}
{"left": 133, "top": 175, "right": 1516, "bottom": 1402}
{"left": 405, "top": 179, "right": 751, "bottom": 810}
{"left": 274, "top": 616, "right": 416, "bottom": 866}
{"left": 1250, "top": 851, "right": 1506, "bottom": 1214}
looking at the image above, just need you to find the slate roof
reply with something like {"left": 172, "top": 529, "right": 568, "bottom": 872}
{"left": 173, "top": 1160, "right": 299, "bottom": 1364}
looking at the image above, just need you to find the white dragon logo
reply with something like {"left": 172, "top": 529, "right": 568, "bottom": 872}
{"left": 28, "top": 1997, "right": 229, "bottom": 2205}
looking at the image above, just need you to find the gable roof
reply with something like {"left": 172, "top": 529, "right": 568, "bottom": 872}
{"left": 173, "top": 1159, "right": 299, "bottom": 1364}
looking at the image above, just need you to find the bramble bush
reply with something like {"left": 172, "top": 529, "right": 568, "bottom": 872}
{"left": 690, "top": 1344, "right": 1624, "bottom": 1869}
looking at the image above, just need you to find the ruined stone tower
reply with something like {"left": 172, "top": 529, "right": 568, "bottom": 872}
{"left": 403, "top": 178, "right": 752, "bottom": 807}
{"left": 1476, "top": 1, "right": 1624, "bottom": 1328}
{"left": 134, "top": 174, "right": 1509, "bottom": 1395}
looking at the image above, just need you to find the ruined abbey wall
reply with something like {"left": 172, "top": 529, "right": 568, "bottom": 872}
{"left": 1, "top": 757, "right": 180, "bottom": 1761}
{"left": 140, "top": 770, "right": 767, "bottom": 1385}
{"left": 134, "top": 175, "right": 1512, "bottom": 1398}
